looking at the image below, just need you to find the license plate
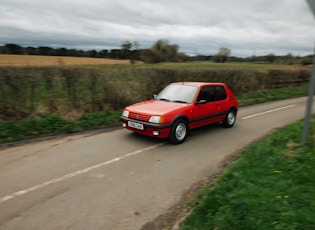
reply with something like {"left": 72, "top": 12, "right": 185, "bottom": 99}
{"left": 128, "top": 121, "right": 144, "bottom": 130}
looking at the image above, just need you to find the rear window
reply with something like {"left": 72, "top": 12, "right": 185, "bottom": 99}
{"left": 197, "top": 86, "right": 227, "bottom": 102}
{"left": 215, "top": 86, "right": 227, "bottom": 101}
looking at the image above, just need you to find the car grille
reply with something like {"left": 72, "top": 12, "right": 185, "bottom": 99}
{"left": 129, "top": 112, "right": 150, "bottom": 122}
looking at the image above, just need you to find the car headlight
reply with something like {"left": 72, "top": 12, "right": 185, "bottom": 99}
{"left": 122, "top": 110, "right": 129, "bottom": 118}
{"left": 149, "top": 116, "right": 164, "bottom": 124}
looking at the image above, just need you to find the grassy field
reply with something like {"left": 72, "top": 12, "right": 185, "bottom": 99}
{"left": 137, "top": 62, "right": 309, "bottom": 70}
{"left": 0, "top": 54, "right": 309, "bottom": 70}
{"left": 0, "top": 54, "right": 132, "bottom": 66}
{"left": 181, "top": 116, "right": 315, "bottom": 230}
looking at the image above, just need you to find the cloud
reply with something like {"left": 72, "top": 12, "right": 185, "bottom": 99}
{"left": 1, "top": 0, "right": 315, "bottom": 56}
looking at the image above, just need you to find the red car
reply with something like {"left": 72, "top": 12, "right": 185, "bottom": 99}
{"left": 121, "top": 82, "right": 238, "bottom": 144}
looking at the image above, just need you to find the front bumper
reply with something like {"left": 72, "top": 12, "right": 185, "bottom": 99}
{"left": 121, "top": 116, "right": 171, "bottom": 138}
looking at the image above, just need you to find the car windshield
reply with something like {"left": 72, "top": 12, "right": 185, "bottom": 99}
{"left": 155, "top": 84, "right": 198, "bottom": 104}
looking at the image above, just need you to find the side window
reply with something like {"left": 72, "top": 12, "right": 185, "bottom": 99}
{"left": 215, "top": 86, "right": 227, "bottom": 101}
{"left": 197, "top": 86, "right": 215, "bottom": 102}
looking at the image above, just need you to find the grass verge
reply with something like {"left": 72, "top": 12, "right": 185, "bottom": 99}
{"left": 0, "top": 111, "right": 121, "bottom": 143}
{"left": 237, "top": 85, "right": 308, "bottom": 106}
{"left": 181, "top": 116, "right": 315, "bottom": 230}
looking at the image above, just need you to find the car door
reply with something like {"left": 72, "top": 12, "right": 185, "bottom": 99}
{"left": 191, "top": 86, "right": 222, "bottom": 128}
{"left": 213, "top": 85, "right": 229, "bottom": 120}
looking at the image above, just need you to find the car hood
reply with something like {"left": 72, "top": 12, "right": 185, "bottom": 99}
{"left": 126, "top": 99, "right": 188, "bottom": 115}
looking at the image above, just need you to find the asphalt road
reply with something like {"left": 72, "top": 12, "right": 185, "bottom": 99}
{"left": 0, "top": 97, "right": 314, "bottom": 230}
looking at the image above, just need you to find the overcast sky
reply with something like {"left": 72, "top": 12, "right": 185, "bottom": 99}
{"left": 1, "top": 0, "right": 315, "bottom": 57}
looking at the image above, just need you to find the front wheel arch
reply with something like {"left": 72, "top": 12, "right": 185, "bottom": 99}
{"left": 168, "top": 118, "right": 188, "bottom": 144}
{"left": 170, "top": 115, "right": 190, "bottom": 134}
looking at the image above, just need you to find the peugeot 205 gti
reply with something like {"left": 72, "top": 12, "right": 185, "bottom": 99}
{"left": 121, "top": 82, "right": 238, "bottom": 144}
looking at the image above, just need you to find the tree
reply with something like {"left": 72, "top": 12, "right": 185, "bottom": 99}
{"left": 37, "top": 46, "right": 55, "bottom": 56}
{"left": 99, "top": 50, "right": 109, "bottom": 58}
{"left": 89, "top": 49, "right": 98, "bottom": 58}
{"left": 176, "top": 52, "right": 190, "bottom": 62}
{"left": 4, "top": 44, "right": 24, "bottom": 54}
{"left": 140, "top": 49, "right": 163, "bottom": 63}
{"left": 120, "top": 41, "right": 141, "bottom": 62}
{"left": 109, "top": 49, "right": 122, "bottom": 59}
{"left": 285, "top": 53, "right": 294, "bottom": 65}
{"left": 213, "top": 47, "right": 231, "bottom": 63}
{"left": 25, "top": 47, "right": 37, "bottom": 55}
{"left": 121, "top": 41, "right": 132, "bottom": 59}
{"left": 265, "top": 53, "right": 276, "bottom": 63}
{"left": 133, "top": 41, "right": 140, "bottom": 50}
{"left": 151, "top": 39, "right": 179, "bottom": 62}
{"left": 55, "top": 48, "right": 68, "bottom": 56}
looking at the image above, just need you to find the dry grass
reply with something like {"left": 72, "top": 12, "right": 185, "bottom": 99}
{"left": 0, "top": 54, "right": 132, "bottom": 66}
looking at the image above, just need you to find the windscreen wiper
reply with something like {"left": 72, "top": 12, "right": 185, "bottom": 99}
{"left": 158, "top": 98, "right": 171, "bottom": 102}
{"left": 172, "top": 100, "right": 188, "bottom": 104}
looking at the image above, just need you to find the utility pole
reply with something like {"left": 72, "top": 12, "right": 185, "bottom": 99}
{"left": 302, "top": 0, "right": 315, "bottom": 144}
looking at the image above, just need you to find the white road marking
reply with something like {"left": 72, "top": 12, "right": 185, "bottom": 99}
{"left": 242, "top": 105, "right": 296, "bottom": 120}
{"left": 0, "top": 143, "right": 163, "bottom": 203}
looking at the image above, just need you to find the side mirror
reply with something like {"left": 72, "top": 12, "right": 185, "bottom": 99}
{"left": 196, "top": 99, "right": 207, "bottom": 104}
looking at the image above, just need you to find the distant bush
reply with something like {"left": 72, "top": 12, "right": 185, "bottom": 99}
{"left": 301, "top": 55, "right": 313, "bottom": 66}
{"left": 140, "top": 49, "right": 164, "bottom": 63}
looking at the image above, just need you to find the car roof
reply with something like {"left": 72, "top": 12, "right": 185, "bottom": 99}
{"left": 171, "top": 82, "right": 225, "bottom": 87}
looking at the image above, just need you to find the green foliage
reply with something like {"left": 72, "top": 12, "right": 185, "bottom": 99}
{"left": 140, "top": 49, "right": 164, "bottom": 63}
{"left": 2, "top": 44, "right": 24, "bottom": 54}
{"left": 301, "top": 55, "right": 313, "bottom": 66}
{"left": 0, "top": 65, "right": 310, "bottom": 122}
{"left": 151, "top": 39, "right": 179, "bottom": 61}
{"left": 265, "top": 53, "right": 277, "bottom": 63}
{"left": 140, "top": 39, "right": 186, "bottom": 63}
{"left": 182, "top": 117, "right": 315, "bottom": 230}
{"left": 213, "top": 47, "right": 231, "bottom": 63}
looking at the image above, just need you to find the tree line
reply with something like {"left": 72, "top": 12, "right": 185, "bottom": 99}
{"left": 0, "top": 41, "right": 312, "bottom": 65}
{"left": 0, "top": 40, "right": 190, "bottom": 63}
{"left": 0, "top": 43, "right": 138, "bottom": 60}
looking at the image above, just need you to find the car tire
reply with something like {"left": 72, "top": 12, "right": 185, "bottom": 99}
{"left": 223, "top": 109, "right": 236, "bottom": 128}
{"left": 169, "top": 119, "right": 188, "bottom": 144}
